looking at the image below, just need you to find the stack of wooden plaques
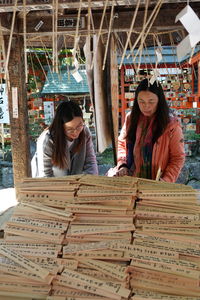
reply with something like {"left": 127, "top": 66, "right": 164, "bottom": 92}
{"left": 17, "top": 175, "right": 81, "bottom": 208}
{"left": 0, "top": 203, "right": 73, "bottom": 298}
{"left": 129, "top": 178, "right": 200, "bottom": 299}
{"left": 0, "top": 175, "right": 137, "bottom": 299}
{"left": 1, "top": 175, "right": 200, "bottom": 299}
{"left": 52, "top": 175, "right": 136, "bottom": 299}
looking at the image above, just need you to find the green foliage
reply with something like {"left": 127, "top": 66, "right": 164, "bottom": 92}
{"left": 98, "top": 147, "right": 115, "bottom": 165}
{"left": 29, "top": 122, "right": 44, "bottom": 141}
{"left": 61, "top": 56, "right": 73, "bottom": 68}
{"left": 184, "top": 131, "right": 200, "bottom": 141}
{"left": 27, "top": 74, "right": 39, "bottom": 92}
{"left": 3, "top": 144, "right": 11, "bottom": 152}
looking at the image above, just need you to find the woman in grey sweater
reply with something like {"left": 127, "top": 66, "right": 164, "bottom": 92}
{"left": 32, "top": 101, "right": 98, "bottom": 177}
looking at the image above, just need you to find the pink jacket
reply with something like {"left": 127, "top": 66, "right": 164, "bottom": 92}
{"left": 117, "top": 113, "right": 185, "bottom": 183}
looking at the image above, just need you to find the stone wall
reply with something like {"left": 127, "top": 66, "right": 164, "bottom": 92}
{"left": 0, "top": 161, "right": 14, "bottom": 188}
{"left": 177, "top": 157, "right": 200, "bottom": 189}
{"left": 1, "top": 157, "right": 200, "bottom": 189}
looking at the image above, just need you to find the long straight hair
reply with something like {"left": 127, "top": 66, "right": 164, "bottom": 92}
{"left": 127, "top": 78, "right": 170, "bottom": 145}
{"left": 49, "top": 101, "right": 84, "bottom": 169}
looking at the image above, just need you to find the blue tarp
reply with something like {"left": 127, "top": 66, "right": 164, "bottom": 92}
{"left": 117, "top": 45, "right": 200, "bottom": 65}
{"left": 41, "top": 69, "right": 89, "bottom": 95}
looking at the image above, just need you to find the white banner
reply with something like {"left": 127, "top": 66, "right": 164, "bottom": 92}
{"left": 0, "top": 84, "right": 10, "bottom": 124}
{"left": 12, "top": 87, "right": 18, "bottom": 118}
{"left": 44, "top": 101, "right": 54, "bottom": 125}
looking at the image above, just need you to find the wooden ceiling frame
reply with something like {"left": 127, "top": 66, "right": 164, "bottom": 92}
{"left": 0, "top": 0, "right": 200, "bottom": 13}
{"left": 0, "top": 1, "right": 200, "bottom": 49}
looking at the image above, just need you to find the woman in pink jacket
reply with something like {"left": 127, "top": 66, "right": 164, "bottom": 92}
{"left": 116, "top": 78, "right": 185, "bottom": 182}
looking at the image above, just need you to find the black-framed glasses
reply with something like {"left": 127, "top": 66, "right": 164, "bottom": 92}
{"left": 64, "top": 123, "right": 85, "bottom": 134}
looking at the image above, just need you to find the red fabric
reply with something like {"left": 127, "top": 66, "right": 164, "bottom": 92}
{"left": 117, "top": 112, "right": 185, "bottom": 183}
{"left": 133, "top": 114, "right": 155, "bottom": 177}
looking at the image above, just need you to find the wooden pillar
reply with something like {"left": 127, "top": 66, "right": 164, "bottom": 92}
{"left": 198, "top": 60, "right": 200, "bottom": 96}
{"left": 120, "top": 65, "right": 126, "bottom": 126}
{"left": 106, "top": 34, "right": 119, "bottom": 163}
{"left": 5, "top": 35, "right": 31, "bottom": 188}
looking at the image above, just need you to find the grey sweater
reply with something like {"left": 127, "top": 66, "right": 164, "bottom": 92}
{"left": 32, "top": 126, "right": 98, "bottom": 177}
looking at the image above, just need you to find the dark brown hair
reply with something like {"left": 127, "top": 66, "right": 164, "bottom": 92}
{"left": 49, "top": 101, "right": 84, "bottom": 169}
{"left": 127, "top": 78, "right": 170, "bottom": 145}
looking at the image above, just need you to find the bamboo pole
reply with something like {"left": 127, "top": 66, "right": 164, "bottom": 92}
{"left": 143, "top": 40, "right": 155, "bottom": 76}
{"left": 127, "top": 34, "right": 137, "bottom": 74}
{"left": 22, "top": 26, "right": 181, "bottom": 40}
{"left": 52, "top": 0, "right": 55, "bottom": 72}
{"left": 73, "top": 0, "right": 82, "bottom": 63}
{"left": 135, "top": 0, "right": 150, "bottom": 74}
{"left": 127, "top": 0, "right": 163, "bottom": 59}
{"left": 39, "top": 37, "right": 54, "bottom": 80}
{"left": 29, "top": 51, "right": 38, "bottom": 92}
{"left": 132, "top": 0, "right": 163, "bottom": 66}
{"left": 88, "top": 0, "right": 91, "bottom": 40}
{"left": 91, "top": 0, "right": 109, "bottom": 70}
{"left": 54, "top": 0, "right": 58, "bottom": 73}
{"left": 0, "top": 20, "right": 8, "bottom": 83}
{"left": 63, "top": 36, "right": 71, "bottom": 81}
{"left": 86, "top": 0, "right": 92, "bottom": 69}
{"left": 4, "top": 0, "right": 18, "bottom": 91}
{"left": 32, "top": 48, "right": 49, "bottom": 83}
{"left": 52, "top": 0, "right": 58, "bottom": 73}
{"left": 102, "top": 2, "right": 115, "bottom": 71}
{"left": 119, "top": 0, "right": 141, "bottom": 70}
{"left": 23, "top": 0, "right": 28, "bottom": 83}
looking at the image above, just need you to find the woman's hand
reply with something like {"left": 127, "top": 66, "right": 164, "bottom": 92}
{"left": 115, "top": 166, "right": 129, "bottom": 177}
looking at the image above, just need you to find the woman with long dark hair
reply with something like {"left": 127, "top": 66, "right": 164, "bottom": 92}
{"left": 116, "top": 78, "right": 185, "bottom": 182}
{"left": 32, "top": 101, "right": 98, "bottom": 177}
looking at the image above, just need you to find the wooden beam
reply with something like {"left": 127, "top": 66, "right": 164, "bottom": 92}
{"left": 0, "top": 25, "right": 10, "bottom": 33}
{"left": 13, "top": 6, "right": 190, "bottom": 47}
{"left": 0, "top": 0, "right": 200, "bottom": 13}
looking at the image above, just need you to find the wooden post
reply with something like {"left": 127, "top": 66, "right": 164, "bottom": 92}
{"left": 120, "top": 65, "right": 126, "bottom": 126}
{"left": 106, "top": 34, "right": 119, "bottom": 163}
{"left": 5, "top": 35, "right": 31, "bottom": 189}
{"left": 198, "top": 60, "right": 200, "bottom": 97}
